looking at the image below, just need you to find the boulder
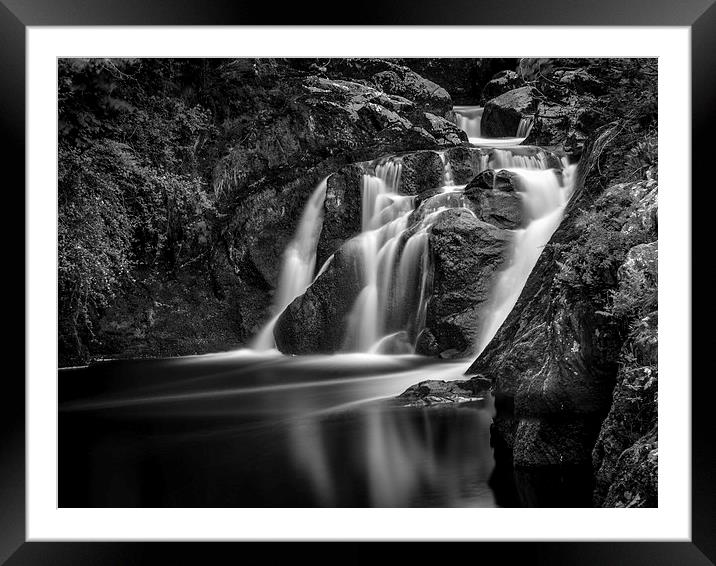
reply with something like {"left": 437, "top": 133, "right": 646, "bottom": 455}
{"left": 443, "top": 146, "right": 491, "bottom": 184}
{"left": 481, "top": 86, "right": 537, "bottom": 137}
{"left": 372, "top": 68, "right": 452, "bottom": 115}
{"left": 399, "top": 151, "right": 446, "bottom": 194}
{"left": 481, "top": 70, "right": 523, "bottom": 102}
{"left": 464, "top": 169, "right": 523, "bottom": 229}
{"left": 274, "top": 246, "right": 363, "bottom": 354}
{"left": 420, "top": 209, "right": 512, "bottom": 357}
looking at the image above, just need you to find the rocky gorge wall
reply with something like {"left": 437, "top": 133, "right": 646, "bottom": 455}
{"left": 394, "top": 59, "right": 658, "bottom": 507}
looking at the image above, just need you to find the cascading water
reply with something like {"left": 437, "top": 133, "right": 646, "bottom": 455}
{"left": 252, "top": 178, "right": 328, "bottom": 350}
{"left": 473, "top": 163, "right": 576, "bottom": 357}
{"left": 452, "top": 105, "right": 535, "bottom": 147}
{"left": 516, "top": 116, "right": 534, "bottom": 138}
{"left": 453, "top": 105, "right": 484, "bottom": 138}
{"left": 342, "top": 158, "right": 476, "bottom": 354}
{"left": 439, "top": 152, "right": 455, "bottom": 186}
{"left": 489, "top": 148, "right": 550, "bottom": 170}
{"left": 252, "top": 103, "right": 574, "bottom": 359}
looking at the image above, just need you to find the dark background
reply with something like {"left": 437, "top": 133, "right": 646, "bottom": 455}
{"left": 4, "top": 0, "right": 711, "bottom": 564}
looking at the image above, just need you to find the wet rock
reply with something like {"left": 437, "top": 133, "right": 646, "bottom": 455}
{"left": 513, "top": 417, "right": 605, "bottom": 467}
{"left": 397, "top": 378, "right": 491, "bottom": 407}
{"left": 400, "top": 151, "right": 446, "bottom": 194}
{"left": 592, "top": 364, "right": 657, "bottom": 504}
{"left": 420, "top": 209, "right": 512, "bottom": 357}
{"left": 464, "top": 125, "right": 658, "bottom": 493}
{"left": 443, "top": 146, "right": 490, "bottom": 184}
{"left": 415, "top": 328, "right": 440, "bottom": 356}
{"left": 274, "top": 246, "right": 362, "bottom": 354}
{"left": 464, "top": 169, "right": 523, "bottom": 229}
{"left": 317, "top": 164, "right": 365, "bottom": 267}
{"left": 481, "top": 70, "right": 523, "bottom": 102}
{"left": 482, "top": 86, "right": 537, "bottom": 137}
{"left": 418, "top": 112, "right": 467, "bottom": 147}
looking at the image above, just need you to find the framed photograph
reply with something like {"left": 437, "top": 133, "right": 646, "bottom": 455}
{"left": 6, "top": 0, "right": 711, "bottom": 563}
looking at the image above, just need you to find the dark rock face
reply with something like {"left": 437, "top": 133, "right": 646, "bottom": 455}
{"left": 601, "top": 427, "right": 658, "bottom": 507}
{"left": 464, "top": 124, "right": 658, "bottom": 505}
{"left": 421, "top": 209, "right": 512, "bottom": 358}
{"left": 481, "top": 70, "right": 523, "bottom": 102}
{"left": 464, "top": 169, "right": 523, "bottom": 229}
{"left": 318, "top": 164, "right": 365, "bottom": 268}
{"left": 274, "top": 247, "right": 362, "bottom": 354}
{"left": 482, "top": 87, "right": 537, "bottom": 137}
{"left": 443, "top": 146, "right": 490, "bottom": 185}
{"left": 592, "top": 243, "right": 658, "bottom": 506}
{"left": 399, "top": 58, "right": 519, "bottom": 105}
{"left": 400, "top": 151, "right": 446, "bottom": 194}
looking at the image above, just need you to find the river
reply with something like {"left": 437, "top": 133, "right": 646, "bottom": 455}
{"left": 60, "top": 352, "right": 499, "bottom": 507}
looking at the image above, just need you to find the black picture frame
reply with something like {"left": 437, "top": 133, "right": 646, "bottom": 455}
{"left": 4, "top": 1, "right": 710, "bottom": 564}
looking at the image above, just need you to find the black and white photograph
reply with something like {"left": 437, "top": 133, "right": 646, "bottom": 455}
{"left": 56, "top": 56, "right": 659, "bottom": 509}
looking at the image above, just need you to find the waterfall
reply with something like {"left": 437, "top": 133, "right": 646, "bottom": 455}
{"left": 473, "top": 164, "right": 577, "bottom": 357}
{"left": 516, "top": 116, "right": 534, "bottom": 138}
{"left": 251, "top": 124, "right": 573, "bottom": 359}
{"left": 252, "top": 178, "right": 328, "bottom": 350}
{"left": 341, "top": 157, "right": 476, "bottom": 354}
{"left": 489, "top": 148, "right": 549, "bottom": 170}
{"left": 453, "top": 105, "right": 483, "bottom": 138}
{"left": 439, "top": 152, "right": 455, "bottom": 187}
{"left": 452, "top": 105, "right": 535, "bottom": 147}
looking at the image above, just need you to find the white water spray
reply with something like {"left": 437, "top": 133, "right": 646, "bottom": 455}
{"left": 342, "top": 157, "right": 478, "bottom": 353}
{"left": 252, "top": 178, "right": 328, "bottom": 350}
{"left": 473, "top": 164, "right": 576, "bottom": 357}
{"left": 453, "top": 105, "right": 535, "bottom": 147}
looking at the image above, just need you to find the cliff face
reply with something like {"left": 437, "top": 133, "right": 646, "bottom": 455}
{"left": 452, "top": 58, "right": 659, "bottom": 507}
{"left": 465, "top": 123, "right": 657, "bottom": 505}
{"left": 592, "top": 246, "right": 658, "bottom": 507}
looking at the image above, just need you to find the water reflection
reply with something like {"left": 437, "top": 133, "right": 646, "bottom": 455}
{"left": 59, "top": 352, "right": 497, "bottom": 507}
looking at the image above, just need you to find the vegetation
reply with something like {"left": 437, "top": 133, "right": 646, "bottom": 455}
{"left": 549, "top": 57, "right": 658, "bottom": 349}
{"left": 58, "top": 59, "right": 216, "bottom": 364}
